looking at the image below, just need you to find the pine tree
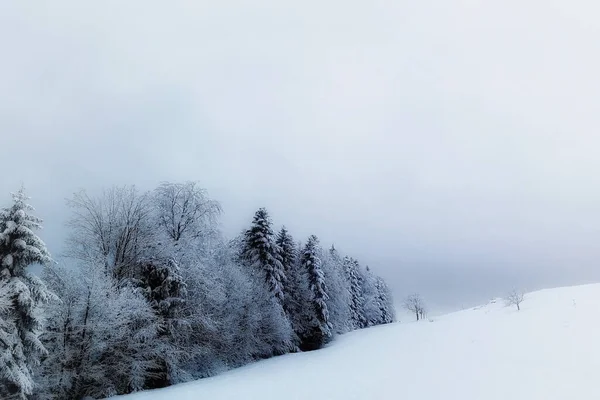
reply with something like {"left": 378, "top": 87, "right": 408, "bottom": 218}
{"left": 276, "top": 227, "right": 308, "bottom": 348}
{"left": 135, "top": 257, "right": 187, "bottom": 332}
{"left": 276, "top": 227, "right": 296, "bottom": 281}
{"left": 375, "top": 277, "right": 395, "bottom": 324}
{"left": 321, "top": 245, "right": 352, "bottom": 334}
{"left": 343, "top": 256, "right": 367, "bottom": 329}
{"left": 301, "top": 235, "right": 332, "bottom": 350}
{"left": 275, "top": 227, "right": 296, "bottom": 312}
{"left": 242, "top": 208, "right": 286, "bottom": 303}
{"left": 361, "top": 265, "right": 380, "bottom": 327}
{"left": 133, "top": 257, "right": 187, "bottom": 388}
{"left": 0, "top": 188, "right": 54, "bottom": 399}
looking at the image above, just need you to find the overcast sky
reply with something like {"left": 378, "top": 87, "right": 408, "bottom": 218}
{"left": 3, "top": 1, "right": 600, "bottom": 312}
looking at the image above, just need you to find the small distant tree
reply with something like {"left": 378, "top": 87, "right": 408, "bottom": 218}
{"left": 506, "top": 289, "right": 525, "bottom": 311}
{"left": 404, "top": 293, "right": 426, "bottom": 321}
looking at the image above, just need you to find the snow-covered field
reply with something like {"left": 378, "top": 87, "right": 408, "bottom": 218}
{"left": 117, "top": 284, "right": 600, "bottom": 400}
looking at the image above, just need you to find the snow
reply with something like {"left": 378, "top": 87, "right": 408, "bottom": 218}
{"left": 2, "top": 254, "right": 13, "bottom": 267}
{"left": 115, "top": 284, "right": 600, "bottom": 400}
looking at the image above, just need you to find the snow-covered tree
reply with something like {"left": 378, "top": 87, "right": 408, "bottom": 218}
{"left": 153, "top": 182, "right": 221, "bottom": 243}
{"left": 404, "top": 293, "right": 426, "bottom": 321}
{"left": 134, "top": 258, "right": 187, "bottom": 329}
{"left": 38, "top": 264, "right": 161, "bottom": 400}
{"left": 242, "top": 209, "right": 286, "bottom": 303}
{"left": 362, "top": 266, "right": 382, "bottom": 327}
{"left": 506, "top": 289, "right": 525, "bottom": 311}
{"left": 65, "top": 186, "right": 153, "bottom": 280}
{"left": 0, "top": 188, "right": 54, "bottom": 399}
{"left": 275, "top": 227, "right": 300, "bottom": 318}
{"left": 321, "top": 246, "right": 351, "bottom": 335}
{"left": 132, "top": 257, "right": 187, "bottom": 388}
{"left": 343, "top": 256, "right": 367, "bottom": 329}
{"left": 174, "top": 240, "right": 294, "bottom": 381}
{"left": 275, "top": 227, "right": 296, "bottom": 288}
{"left": 300, "top": 235, "right": 332, "bottom": 350}
{"left": 375, "top": 277, "right": 395, "bottom": 324}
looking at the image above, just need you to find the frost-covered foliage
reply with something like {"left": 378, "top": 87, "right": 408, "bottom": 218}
{"left": 12, "top": 182, "right": 396, "bottom": 398}
{"left": 37, "top": 264, "right": 161, "bottom": 400}
{"left": 404, "top": 293, "right": 427, "bottom": 321}
{"left": 65, "top": 186, "right": 153, "bottom": 279}
{"left": 275, "top": 228, "right": 304, "bottom": 346}
{"left": 0, "top": 188, "right": 54, "bottom": 399}
{"left": 169, "top": 241, "right": 293, "bottom": 382}
{"left": 130, "top": 257, "right": 187, "bottom": 388}
{"left": 242, "top": 208, "right": 286, "bottom": 304}
{"left": 321, "top": 246, "right": 352, "bottom": 335}
{"left": 275, "top": 227, "right": 296, "bottom": 314}
{"left": 344, "top": 257, "right": 367, "bottom": 329}
{"left": 362, "top": 266, "right": 381, "bottom": 327}
{"left": 374, "top": 277, "right": 395, "bottom": 324}
{"left": 153, "top": 182, "right": 222, "bottom": 243}
{"left": 134, "top": 258, "right": 187, "bottom": 329}
{"left": 300, "top": 235, "right": 332, "bottom": 350}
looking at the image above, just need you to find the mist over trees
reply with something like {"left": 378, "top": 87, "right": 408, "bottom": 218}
{"left": 0, "top": 183, "right": 396, "bottom": 399}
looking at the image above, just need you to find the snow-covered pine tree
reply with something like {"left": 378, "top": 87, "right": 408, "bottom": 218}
{"left": 38, "top": 264, "right": 161, "bottom": 400}
{"left": 275, "top": 227, "right": 295, "bottom": 283}
{"left": 135, "top": 257, "right": 187, "bottom": 332}
{"left": 375, "top": 276, "right": 395, "bottom": 324}
{"left": 0, "top": 188, "right": 54, "bottom": 399}
{"left": 275, "top": 227, "right": 308, "bottom": 348}
{"left": 361, "top": 265, "right": 381, "bottom": 327}
{"left": 300, "top": 235, "right": 332, "bottom": 350}
{"left": 275, "top": 227, "right": 297, "bottom": 313}
{"left": 133, "top": 257, "right": 187, "bottom": 388}
{"left": 242, "top": 208, "right": 286, "bottom": 303}
{"left": 343, "top": 256, "right": 367, "bottom": 330}
{"left": 321, "top": 245, "right": 351, "bottom": 334}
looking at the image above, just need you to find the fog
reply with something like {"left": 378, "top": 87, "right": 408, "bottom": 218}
{"left": 3, "top": 0, "right": 600, "bottom": 312}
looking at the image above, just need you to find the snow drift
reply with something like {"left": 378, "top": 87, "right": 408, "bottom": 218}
{"left": 116, "top": 284, "right": 600, "bottom": 400}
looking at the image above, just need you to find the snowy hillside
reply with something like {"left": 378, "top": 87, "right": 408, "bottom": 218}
{"left": 117, "top": 284, "right": 600, "bottom": 400}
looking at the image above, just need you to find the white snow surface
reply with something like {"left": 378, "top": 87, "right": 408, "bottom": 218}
{"left": 116, "top": 284, "right": 600, "bottom": 400}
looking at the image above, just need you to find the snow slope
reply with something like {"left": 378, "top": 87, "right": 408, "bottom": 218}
{"left": 117, "top": 284, "right": 600, "bottom": 400}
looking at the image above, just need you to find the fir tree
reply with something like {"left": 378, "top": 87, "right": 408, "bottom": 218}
{"left": 135, "top": 257, "right": 187, "bottom": 332}
{"left": 0, "top": 188, "right": 54, "bottom": 399}
{"left": 276, "top": 227, "right": 296, "bottom": 280}
{"left": 343, "top": 256, "right": 367, "bottom": 329}
{"left": 242, "top": 208, "right": 286, "bottom": 303}
{"left": 301, "top": 235, "right": 332, "bottom": 350}
{"left": 361, "top": 265, "right": 381, "bottom": 327}
{"left": 375, "top": 277, "right": 394, "bottom": 324}
{"left": 276, "top": 227, "right": 307, "bottom": 347}
{"left": 134, "top": 257, "right": 187, "bottom": 388}
{"left": 275, "top": 227, "right": 296, "bottom": 311}
{"left": 322, "top": 245, "right": 352, "bottom": 334}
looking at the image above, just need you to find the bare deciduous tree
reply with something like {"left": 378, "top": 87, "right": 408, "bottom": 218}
{"left": 506, "top": 289, "right": 525, "bottom": 311}
{"left": 66, "top": 186, "right": 153, "bottom": 278}
{"left": 404, "top": 293, "right": 426, "bottom": 321}
{"left": 153, "top": 182, "right": 222, "bottom": 242}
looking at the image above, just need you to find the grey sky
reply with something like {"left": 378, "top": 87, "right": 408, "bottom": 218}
{"left": 2, "top": 1, "right": 600, "bottom": 312}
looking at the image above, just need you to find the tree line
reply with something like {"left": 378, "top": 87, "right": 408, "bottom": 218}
{"left": 0, "top": 182, "right": 396, "bottom": 399}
